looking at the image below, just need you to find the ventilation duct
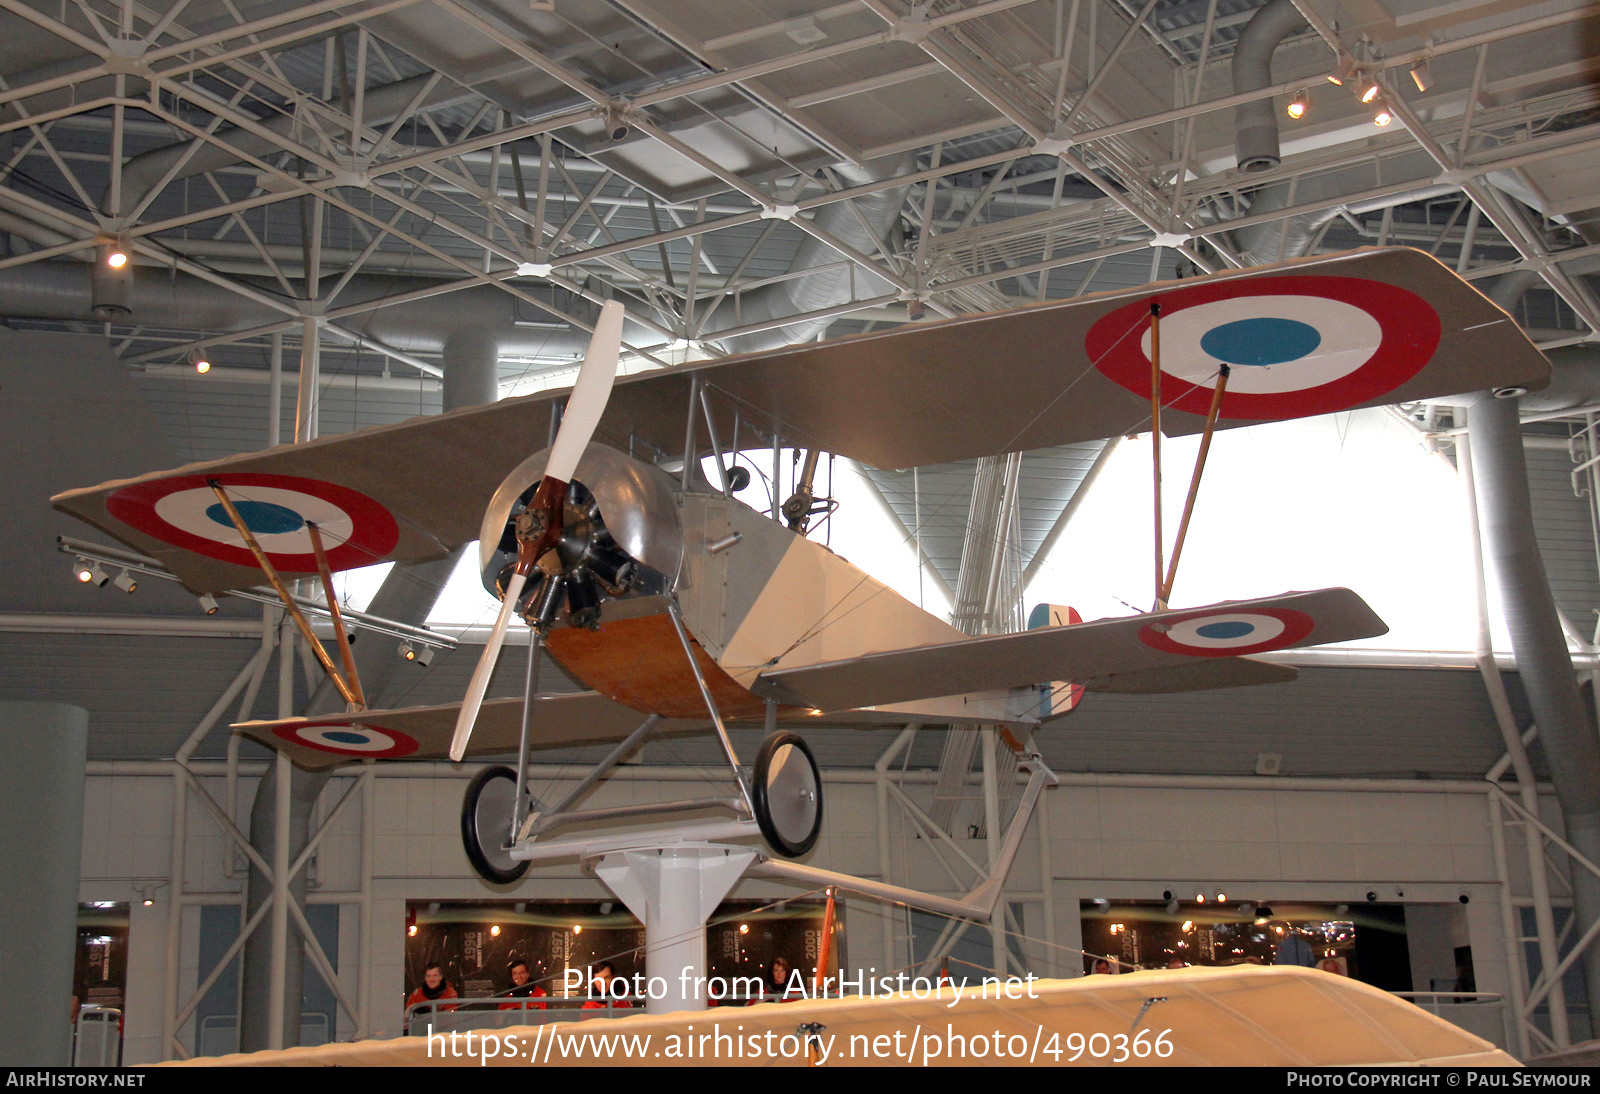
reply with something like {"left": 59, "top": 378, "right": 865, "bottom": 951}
{"left": 1232, "top": 0, "right": 1307, "bottom": 173}
{"left": 1467, "top": 271, "right": 1600, "bottom": 1026}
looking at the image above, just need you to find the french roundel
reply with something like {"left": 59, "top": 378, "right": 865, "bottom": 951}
{"left": 1139, "top": 607, "right": 1315, "bottom": 658}
{"left": 272, "top": 721, "right": 419, "bottom": 758}
{"left": 1086, "top": 275, "right": 1442, "bottom": 420}
{"left": 105, "top": 473, "right": 399, "bottom": 572}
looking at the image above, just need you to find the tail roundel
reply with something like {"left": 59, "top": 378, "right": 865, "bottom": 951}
{"left": 1027, "top": 603, "right": 1084, "bottom": 719}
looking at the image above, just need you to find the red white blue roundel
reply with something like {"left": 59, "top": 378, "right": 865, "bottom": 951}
{"left": 272, "top": 720, "right": 419, "bottom": 758}
{"left": 105, "top": 473, "right": 399, "bottom": 572}
{"left": 1139, "top": 607, "right": 1315, "bottom": 658}
{"left": 1087, "top": 275, "right": 1442, "bottom": 420}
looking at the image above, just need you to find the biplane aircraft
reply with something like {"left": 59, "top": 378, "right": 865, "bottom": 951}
{"left": 52, "top": 246, "right": 1551, "bottom": 879}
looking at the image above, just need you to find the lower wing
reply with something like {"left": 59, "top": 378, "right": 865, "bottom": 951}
{"left": 235, "top": 692, "right": 708, "bottom": 770}
{"left": 752, "top": 588, "right": 1382, "bottom": 712}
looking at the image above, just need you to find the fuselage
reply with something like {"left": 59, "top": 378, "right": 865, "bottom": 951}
{"left": 481, "top": 444, "right": 1031, "bottom": 726}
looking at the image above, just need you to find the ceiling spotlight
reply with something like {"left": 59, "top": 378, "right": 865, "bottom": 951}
{"left": 75, "top": 560, "right": 109, "bottom": 587}
{"left": 139, "top": 887, "right": 154, "bottom": 907}
{"left": 1326, "top": 54, "right": 1355, "bottom": 86}
{"left": 198, "top": 593, "right": 219, "bottom": 615}
{"left": 112, "top": 569, "right": 137, "bottom": 593}
{"left": 603, "top": 106, "right": 630, "bottom": 142}
{"left": 101, "top": 239, "right": 129, "bottom": 269}
{"left": 1410, "top": 59, "right": 1433, "bottom": 92}
{"left": 490, "top": 924, "right": 501, "bottom": 937}
{"left": 1195, "top": 891, "right": 1206, "bottom": 903}
{"left": 407, "top": 924, "right": 418, "bottom": 937}
{"left": 1359, "top": 78, "right": 1381, "bottom": 104}
{"left": 1286, "top": 91, "right": 1309, "bottom": 120}
{"left": 188, "top": 346, "right": 211, "bottom": 374}
{"left": 572, "top": 924, "right": 583, "bottom": 935}
{"left": 1216, "top": 891, "right": 1228, "bottom": 903}
{"left": 399, "top": 641, "right": 434, "bottom": 665}
{"left": 1373, "top": 106, "right": 1394, "bottom": 127}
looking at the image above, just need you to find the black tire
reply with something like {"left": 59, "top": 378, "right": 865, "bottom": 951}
{"left": 461, "top": 765, "right": 530, "bottom": 884}
{"left": 751, "top": 732, "right": 823, "bottom": 858}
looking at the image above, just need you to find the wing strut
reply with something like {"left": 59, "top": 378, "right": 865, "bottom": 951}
{"left": 207, "top": 480, "right": 362, "bottom": 709}
{"left": 305, "top": 521, "right": 366, "bottom": 709}
{"left": 1160, "top": 362, "right": 1231, "bottom": 606}
{"left": 1150, "top": 303, "right": 1165, "bottom": 611}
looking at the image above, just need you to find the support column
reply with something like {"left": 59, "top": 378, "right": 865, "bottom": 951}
{"left": 0, "top": 703, "right": 88, "bottom": 1066}
{"left": 593, "top": 847, "right": 755, "bottom": 1014}
{"left": 294, "top": 317, "right": 319, "bottom": 444}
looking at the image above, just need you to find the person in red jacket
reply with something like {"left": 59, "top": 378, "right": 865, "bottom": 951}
{"left": 499, "top": 959, "right": 548, "bottom": 1012}
{"left": 404, "top": 964, "right": 457, "bottom": 1032}
{"left": 580, "top": 962, "right": 631, "bottom": 1010}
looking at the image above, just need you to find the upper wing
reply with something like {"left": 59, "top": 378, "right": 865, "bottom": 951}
{"left": 52, "top": 247, "right": 1543, "bottom": 592}
{"left": 752, "top": 588, "right": 1382, "bottom": 712}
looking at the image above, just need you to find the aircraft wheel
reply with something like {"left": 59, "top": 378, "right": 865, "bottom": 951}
{"left": 461, "top": 765, "right": 530, "bottom": 884}
{"left": 752, "top": 732, "right": 823, "bottom": 858}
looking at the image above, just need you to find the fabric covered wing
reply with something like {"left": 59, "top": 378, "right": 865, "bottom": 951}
{"left": 235, "top": 692, "right": 707, "bottom": 770}
{"left": 52, "top": 248, "right": 1543, "bottom": 592}
{"left": 754, "top": 588, "right": 1381, "bottom": 712}
{"left": 1081, "top": 654, "right": 1299, "bottom": 694}
{"left": 681, "top": 246, "right": 1548, "bottom": 468}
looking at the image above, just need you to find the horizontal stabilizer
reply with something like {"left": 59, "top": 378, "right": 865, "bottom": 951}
{"left": 753, "top": 588, "right": 1381, "bottom": 713}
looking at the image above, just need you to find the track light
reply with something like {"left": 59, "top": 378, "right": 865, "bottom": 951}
{"left": 92, "top": 238, "right": 132, "bottom": 320}
{"left": 112, "top": 569, "right": 137, "bottom": 593}
{"left": 1359, "top": 78, "right": 1380, "bottom": 104}
{"left": 75, "top": 559, "right": 108, "bottom": 587}
{"left": 198, "top": 593, "right": 218, "bottom": 615}
{"left": 1373, "top": 105, "right": 1393, "bottom": 127}
{"left": 1286, "top": 90, "right": 1309, "bottom": 120}
{"left": 398, "top": 640, "right": 434, "bottom": 665}
{"left": 1410, "top": 59, "right": 1433, "bottom": 92}
{"left": 1326, "top": 54, "right": 1355, "bottom": 86}
{"left": 603, "top": 106, "right": 630, "bottom": 142}
{"left": 188, "top": 346, "right": 211, "bottom": 374}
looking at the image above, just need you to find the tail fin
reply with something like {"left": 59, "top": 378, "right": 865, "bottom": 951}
{"left": 1027, "top": 603, "right": 1084, "bottom": 718}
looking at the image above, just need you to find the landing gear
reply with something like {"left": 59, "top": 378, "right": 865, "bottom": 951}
{"left": 752, "top": 731, "right": 823, "bottom": 858}
{"left": 461, "top": 765, "right": 531, "bottom": 884}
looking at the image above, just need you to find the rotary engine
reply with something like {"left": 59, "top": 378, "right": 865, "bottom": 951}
{"left": 477, "top": 444, "right": 682, "bottom": 631}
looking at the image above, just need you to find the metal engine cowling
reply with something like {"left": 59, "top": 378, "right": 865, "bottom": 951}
{"left": 477, "top": 443, "right": 682, "bottom": 629}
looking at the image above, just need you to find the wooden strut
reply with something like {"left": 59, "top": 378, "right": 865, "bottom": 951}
{"left": 1149, "top": 303, "right": 1164, "bottom": 611}
{"left": 206, "top": 480, "right": 361, "bottom": 709}
{"left": 305, "top": 521, "right": 366, "bottom": 710}
{"left": 1160, "top": 364, "right": 1231, "bottom": 606}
